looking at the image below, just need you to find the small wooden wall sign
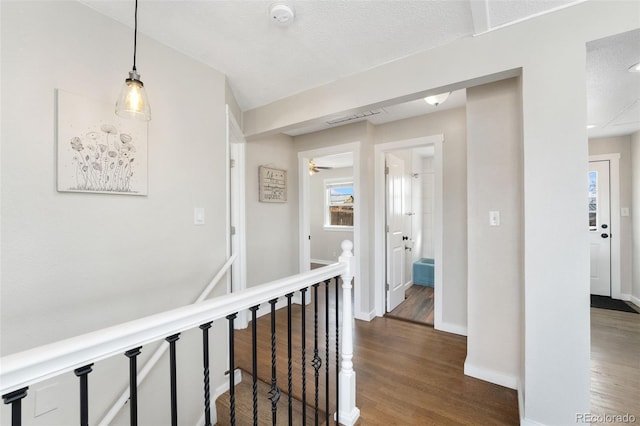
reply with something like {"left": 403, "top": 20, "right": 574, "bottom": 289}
{"left": 259, "top": 166, "right": 287, "bottom": 202}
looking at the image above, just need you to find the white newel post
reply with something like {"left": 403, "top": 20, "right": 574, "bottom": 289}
{"left": 337, "top": 240, "right": 360, "bottom": 425}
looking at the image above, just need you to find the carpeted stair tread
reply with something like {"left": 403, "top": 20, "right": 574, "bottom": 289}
{"left": 216, "top": 370, "right": 328, "bottom": 426}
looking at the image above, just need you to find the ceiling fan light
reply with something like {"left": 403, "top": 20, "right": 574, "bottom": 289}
{"left": 424, "top": 92, "right": 450, "bottom": 107}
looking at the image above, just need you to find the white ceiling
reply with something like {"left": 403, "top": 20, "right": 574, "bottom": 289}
{"left": 81, "top": 0, "right": 639, "bottom": 139}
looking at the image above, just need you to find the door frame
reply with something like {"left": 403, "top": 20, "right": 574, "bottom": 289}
{"left": 374, "top": 135, "right": 445, "bottom": 329}
{"left": 589, "top": 153, "right": 621, "bottom": 299}
{"left": 227, "top": 105, "right": 248, "bottom": 327}
{"left": 298, "top": 142, "right": 363, "bottom": 319}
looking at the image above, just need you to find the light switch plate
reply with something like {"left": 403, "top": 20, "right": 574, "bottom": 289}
{"left": 489, "top": 211, "right": 500, "bottom": 226}
{"left": 194, "top": 207, "right": 205, "bottom": 225}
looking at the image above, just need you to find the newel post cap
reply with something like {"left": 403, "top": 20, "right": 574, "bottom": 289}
{"left": 341, "top": 240, "right": 354, "bottom": 257}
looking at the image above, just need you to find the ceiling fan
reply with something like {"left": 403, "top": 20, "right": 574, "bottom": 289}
{"left": 309, "top": 159, "right": 333, "bottom": 175}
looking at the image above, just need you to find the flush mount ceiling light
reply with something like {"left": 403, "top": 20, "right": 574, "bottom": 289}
{"left": 424, "top": 92, "right": 450, "bottom": 107}
{"left": 270, "top": 3, "right": 295, "bottom": 26}
{"left": 115, "top": 0, "right": 151, "bottom": 121}
{"left": 628, "top": 61, "right": 640, "bottom": 73}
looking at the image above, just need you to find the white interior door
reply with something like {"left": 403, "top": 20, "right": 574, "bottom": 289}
{"left": 589, "top": 160, "right": 611, "bottom": 296}
{"left": 386, "top": 153, "right": 405, "bottom": 311}
{"left": 403, "top": 173, "right": 413, "bottom": 287}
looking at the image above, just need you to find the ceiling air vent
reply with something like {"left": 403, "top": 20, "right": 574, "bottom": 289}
{"left": 326, "top": 110, "right": 382, "bottom": 125}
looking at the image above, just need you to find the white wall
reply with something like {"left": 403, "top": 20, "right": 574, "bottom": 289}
{"left": 465, "top": 78, "right": 522, "bottom": 389}
{"left": 245, "top": 133, "right": 299, "bottom": 286}
{"left": 243, "top": 3, "right": 640, "bottom": 423}
{"left": 421, "top": 156, "right": 435, "bottom": 259}
{"left": 310, "top": 167, "right": 353, "bottom": 263}
{"left": 632, "top": 131, "right": 640, "bottom": 305}
{"left": 1, "top": 2, "right": 230, "bottom": 424}
{"left": 589, "top": 136, "right": 634, "bottom": 299}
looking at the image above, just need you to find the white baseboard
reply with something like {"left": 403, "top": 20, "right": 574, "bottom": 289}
{"left": 463, "top": 361, "right": 517, "bottom": 389}
{"left": 516, "top": 379, "right": 547, "bottom": 426}
{"left": 629, "top": 295, "right": 640, "bottom": 309}
{"left": 355, "top": 309, "right": 375, "bottom": 321}
{"left": 620, "top": 293, "right": 631, "bottom": 301}
{"left": 436, "top": 321, "right": 467, "bottom": 336}
{"left": 311, "top": 258, "right": 334, "bottom": 265}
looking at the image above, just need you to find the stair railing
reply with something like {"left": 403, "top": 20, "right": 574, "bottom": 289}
{"left": 1, "top": 240, "right": 360, "bottom": 426}
{"left": 98, "top": 252, "right": 237, "bottom": 426}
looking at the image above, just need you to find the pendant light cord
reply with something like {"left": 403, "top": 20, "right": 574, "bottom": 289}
{"left": 133, "top": 0, "right": 138, "bottom": 71}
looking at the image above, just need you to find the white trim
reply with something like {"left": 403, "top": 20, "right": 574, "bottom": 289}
{"left": 323, "top": 226, "right": 354, "bottom": 232}
{"left": 463, "top": 361, "right": 517, "bottom": 390}
{"left": 629, "top": 295, "right": 640, "bottom": 309}
{"left": 298, "top": 142, "right": 364, "bottom": 320}
{"left": 620, "top": 293, "right": 631, "bottom": 301}
{"left": 373, "top": 136, "right": 445, "bottom": 332}
{"left": 228, "top": 106, "right": 249, "bottom": 329}
{"left": 311, "top": 258, "right": 334, "bottom": 266}
{"left": 589, "top": 154, "right": 621, "bottom": 300}
{"left": 438, "top": 321, "right": 467, "bottom": 337}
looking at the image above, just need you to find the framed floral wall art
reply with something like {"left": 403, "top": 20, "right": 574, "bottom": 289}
{"left": 56, "top": 89, "right": 148, "bottom": 195}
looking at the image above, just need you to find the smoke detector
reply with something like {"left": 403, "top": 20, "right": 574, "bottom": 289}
{"left": 270, "top": 3, "right": 295, "bottom": 26}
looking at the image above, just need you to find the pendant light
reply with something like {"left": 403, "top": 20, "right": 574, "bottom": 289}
{"left": 115, "top": 0, "right": 151, "bottom": 121}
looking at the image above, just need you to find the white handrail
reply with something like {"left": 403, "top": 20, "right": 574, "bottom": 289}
{"left": 97, "top": 252, "right": 238, "bottom": 425}
{"left": 0, "top": 261, "right": 346, "bottom": 395}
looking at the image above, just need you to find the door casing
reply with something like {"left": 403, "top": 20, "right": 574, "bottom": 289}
{"left": 589, "top": 153, "right": 622, "bottom": 300}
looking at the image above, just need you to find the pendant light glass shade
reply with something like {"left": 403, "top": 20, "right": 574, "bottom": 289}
{"left": 115, "top": 0, "right": 150, "bottom": 121}
{"left": 116, "top": 70, "right": 151, "bottom": 121}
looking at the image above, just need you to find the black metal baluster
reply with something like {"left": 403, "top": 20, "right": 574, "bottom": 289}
{"left": 199, "top": 322, "right": 213, "bottom": 426}
{"left": 268, "top": 298, "right": 281, "bottom": 426}
{"left": 286, "top": 293, "right": 294, "bottom": 425}
{"left": 2, "top": 387, "right": 28, "bottom": 426}
{"left": 74, "top": 364, "right": 93, "bottom": 426}
{"left": 249, "top": 305, "right": 260, "bottom": 426}
{"left": 226, "top": 313, "right": 238, "bottom": 426}
{"left": 166, "top": 334, "right": 180, "bottom": 426}
{"left": 312, "top": 283, "right": 321, "bottom": 426}
{"left": 324, "top": 279, "right": 331, "bottom": 426}
{"left": 335, "top": 276, "right": 340, "bottom": 425}
{"left": 300, "top": 287, "right": 308, "bottom": 423}
{"left": 125, "top": 347, "right": 142, "bottom": 426}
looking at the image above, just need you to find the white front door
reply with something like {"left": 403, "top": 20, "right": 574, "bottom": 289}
{"left": 589, "top": 160, "right": 611, "bottom": 296}
{"left": 386, "top": 153, "right": 405, "bottom": 311}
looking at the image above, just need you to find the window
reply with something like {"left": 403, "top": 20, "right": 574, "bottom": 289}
{"left": 588, "top": 171, "right": 597, "bottom": 230}
{"left": 325, "top": 179, "right": 354, "bottom": 228}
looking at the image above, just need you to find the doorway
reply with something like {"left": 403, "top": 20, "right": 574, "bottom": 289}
{"left": 373, "top": 135, "right": 445, "bottom": 330}
{"left": 298, "top": 142, "right": 363, "bottom": 319}
{"left": 589, "top": 160, "right": 611, "bottom": 296}
{"left": 588, "top": 154, "right": 622, "bottom": 300}
{"left": 384, "top": 148, "right": 437, "bottom": 325}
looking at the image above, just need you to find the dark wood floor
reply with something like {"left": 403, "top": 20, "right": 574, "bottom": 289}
{"left": 232, "top": 283, "right": 519, "bottom": 425}
{"left": 385, "top": 285, "right": 434, "bottom": 326}
{"left": 590, "top": 306, "right": 640, "bottom": 424}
